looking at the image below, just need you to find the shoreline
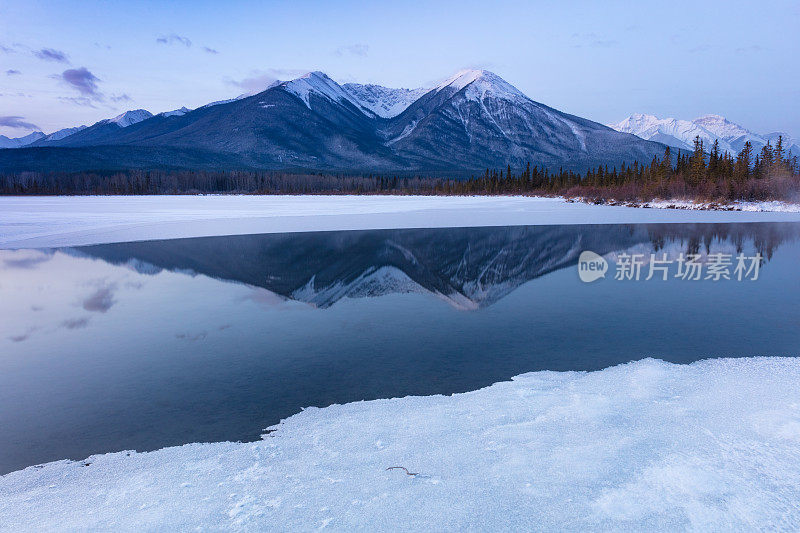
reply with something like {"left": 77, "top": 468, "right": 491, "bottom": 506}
{"left": 567, "top": 196, "right": 800, "bottom": 212}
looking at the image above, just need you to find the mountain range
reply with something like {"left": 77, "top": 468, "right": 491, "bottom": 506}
{"left": 609, "top": 113, "right": 799, "bottom": 158}
{"left": 0, "top": 69, "right": 668, "bottom": 174}
{"left": 0, "top": 127, "right": 92, "bottom": 149}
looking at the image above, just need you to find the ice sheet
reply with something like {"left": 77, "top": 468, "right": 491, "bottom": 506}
{"left": 2, "top": 195, "right": 800, "bottom": 249}
{"left": 2, "top": 357, "right": 799, "bottom": 531}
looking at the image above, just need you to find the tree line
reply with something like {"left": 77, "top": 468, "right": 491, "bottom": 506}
{"left": 1, "top": 136, "right": 798, "bottom": 202}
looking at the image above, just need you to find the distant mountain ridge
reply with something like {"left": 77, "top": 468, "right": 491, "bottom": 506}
{"left": 1, "top": 69, "right": 669, "bottom": 173}
{"left": 0, "top": 131, "right": 46, "bottom": 149}
{"left": 610, "top": 113, "right": 799, "bottom": 157}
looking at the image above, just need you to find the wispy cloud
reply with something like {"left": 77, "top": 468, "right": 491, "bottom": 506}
{"left": 156, "top": 33, "right": 192, "bottom": 47}
{"left": 0, "top": 43, "right": 15, "bottom": 53}
{"left": 688, "top": 44, "right": 712, "bottom": 53}
{"left": 5, "top": 69, "right": 21, "bottom": 76}
{"left": 34, "top": 47, "right": 69, "bottom": 63}
{"left": 58, "top": 96, "right": 97, "bottom": 108}
{"left": 571, "top": 33, "right": 618, "bottom": 48}
{"left": 8, "top": 326, "right": 37, "bottom": 343}
{"left": 735, "top": 44, "right": 765, "bottom": 54}
{"left": 227, "top": 68, "right": 306, "bottom": 94}
{"left": 61, "top": 317, "right": 90, "bottom": 330}
{"left": 176, "top": 331, "right": 207, "bottom": 342}
{"left": 335, "top": 43, "right": 369, "bottom": 57}
{"left": 202, "top": 46, "right": 219, "bottom": 54}
{"left": 0, "top": 116, "right": 39, "bottom": 130}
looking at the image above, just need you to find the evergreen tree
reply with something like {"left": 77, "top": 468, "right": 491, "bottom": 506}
{"left": 734, "top": 141, "right": 753, "bottom": 181}
{"left": 690, "top": 136, "right": 706, "bottom": 184}
{"left": 774, "top": 135, "right": 785, "bottom": 170}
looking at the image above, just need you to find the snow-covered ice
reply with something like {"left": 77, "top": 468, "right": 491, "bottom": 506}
{"left": 2, "top": 195, "right": 800, "bottom": 249}
{"left": 595, "top": 198, "right": 800, "bottom": 213}
{"left": 2, "top": 357, "right": 800, "bottom": 531}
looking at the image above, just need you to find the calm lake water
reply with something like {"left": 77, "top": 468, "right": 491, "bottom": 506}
{"left": 1, "top": 222, "right": 799, "bottom": 474}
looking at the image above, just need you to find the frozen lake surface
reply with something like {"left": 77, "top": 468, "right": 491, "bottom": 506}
{"left": 3, "top": 195, "right": 800, "bottom": 248}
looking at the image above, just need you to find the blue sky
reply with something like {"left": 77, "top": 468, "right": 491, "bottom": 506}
{"left": 1, "top": 0, "right": 798, "bottom": 138}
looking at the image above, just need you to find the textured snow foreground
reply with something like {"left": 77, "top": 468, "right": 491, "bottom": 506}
{"left": 3, "top": 358, "right": 800, "bottom": 531}
{"left": 3, "top": 195, "right": 800, "bottom": 249}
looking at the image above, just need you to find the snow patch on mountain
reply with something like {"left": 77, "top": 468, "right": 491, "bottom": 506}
{"left": 201, "top": 94, "right": 248, "bottom": 108}
{"left": 436, "top": 69, "right": 488, "bottom": 93}
{"left": 387, "top": 119, "right": 419, "bottom": 145}
{"left": 42, "top": 126, "right": 87, "bottom": 142}
{"left": 342, "top": 83, "right": 428, "bottom": 118}
{"left": 102, "top": 109, "right": 154, "bottom": 128}
{"left": 280, "top": 71, "right": 361, "bottom": 111}
{"left": 159, "top": 107, "right": 190, "bottom": 118}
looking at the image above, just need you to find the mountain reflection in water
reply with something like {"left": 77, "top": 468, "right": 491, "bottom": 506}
{"left": 77, "top": 222, "right": 797, "bottom": 309}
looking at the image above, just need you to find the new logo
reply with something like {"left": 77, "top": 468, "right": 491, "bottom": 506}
{"left": 578, "top": 251, "right": 608, "bottom": 282}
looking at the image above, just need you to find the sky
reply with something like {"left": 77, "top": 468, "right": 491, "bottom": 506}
{"left": 1, "top": 0, "right": 798, "bottom": 139}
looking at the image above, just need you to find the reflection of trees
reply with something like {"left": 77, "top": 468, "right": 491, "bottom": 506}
{"left": 646, "top": 223, "right": 800, "bottom": 261}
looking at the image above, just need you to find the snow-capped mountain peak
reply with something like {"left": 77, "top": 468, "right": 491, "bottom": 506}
{"left": 435, "top": 69, "right": 489, "bottom": 92}
{"left": 610, "top": 113, "right": 799, "bottom": 157}
{"left": 692, "top": 114, "right": 753, "bottom": 140}
{"left": 610, "top": 114, "right": 719, "bottom": 150}
{"left": 614, "top": 113, "right": 660, "bottom": 131}
{"left": 280, "top": 71, "right": 430, "bottom": 119}
{"left": 611, "top": 114, "right": 739, "bottom": 154}
{"left": 103, "top": 109, "right": 154, "bottom": 128}
{"left": 280, "top": 71, "right": 356, "bottom": 110}
{"left": 159, "top": 107, "right": 190, "bottom": 118}
{"left": 434, "top": 69, "right": 529, "bottom": 106}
